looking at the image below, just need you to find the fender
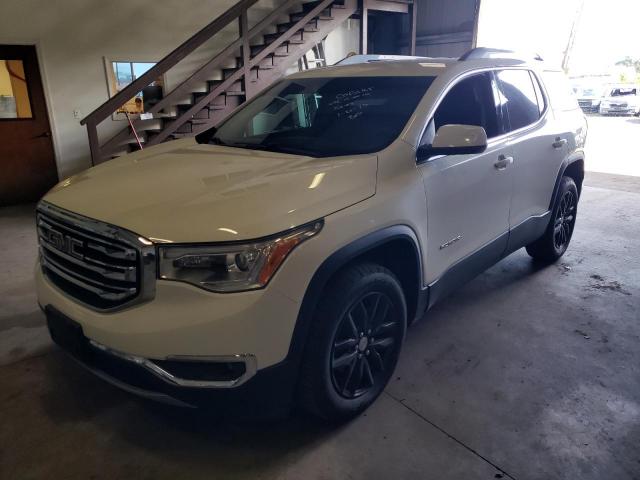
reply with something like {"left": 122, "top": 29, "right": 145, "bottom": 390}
{"left": 549, "top": 152, "right": 585, "bottom": 210}
{"left": 285, "top": 225, "right": 425, "bottom": 366}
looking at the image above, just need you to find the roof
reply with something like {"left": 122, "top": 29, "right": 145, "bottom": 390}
{"left": 288, "top": 55, "right": 543, "bottom": 81}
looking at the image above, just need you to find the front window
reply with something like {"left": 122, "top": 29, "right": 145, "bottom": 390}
{"left": 208, "top": 76, "right": 435, "bottom": 157}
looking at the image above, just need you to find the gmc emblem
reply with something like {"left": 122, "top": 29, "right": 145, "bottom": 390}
{"left": 47, "top": 227, "right": 84, "bottom": 260}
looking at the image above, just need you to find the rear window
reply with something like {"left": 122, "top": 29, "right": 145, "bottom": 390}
{"left": 496, "top": 69, "right": 540, "bottom": 131}
{"left": 541, "top": 71, "right": 580, "bottom": 112}
{"left": 609, "top": 87, "right": 637, "bottom": 97}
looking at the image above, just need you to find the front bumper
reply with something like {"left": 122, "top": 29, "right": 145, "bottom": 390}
{"left": 44, "top": 305, "right": 298, "bottom": 414}
{"left": 35, "top": 268, "right": 300, "bottom": 369}
{"left": 600, "top": 107, "right": 635, "bottom": 115}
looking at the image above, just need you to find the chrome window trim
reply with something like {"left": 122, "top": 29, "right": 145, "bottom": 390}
{"left": 36, "top": 200, "right": 156, "bottom": 312}
{"left": 416, "top": 66, "right": 551, "bottom": 153}
{"left": 88, "top": 339, "right": 258, "bottom": 389}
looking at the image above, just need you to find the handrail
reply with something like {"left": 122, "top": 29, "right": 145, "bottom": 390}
{"left": 82, "top": 0, "right": 361, "bottom": 164}
{"left": 80, "top": 0, "right": 259, "bottom": 126}
{"left": 143, "top": 0, "right": 335, "bottom": 147}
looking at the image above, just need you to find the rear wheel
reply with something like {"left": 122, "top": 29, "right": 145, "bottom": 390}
{"left": 526, "top": 176, "right": 578, "bottom": 262}
{"left": 298, "top": 263, "right": 406, "bottom": 421}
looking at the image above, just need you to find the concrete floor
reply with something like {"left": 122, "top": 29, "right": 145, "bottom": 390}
{"left": 1, "top": 118, "right": 640, "bottom": 479}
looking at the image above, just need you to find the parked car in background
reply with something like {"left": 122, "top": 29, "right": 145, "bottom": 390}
{"left": 575, "top": 86, "right": 605, "bottom": 114}
{"left": 599, "top": 84, "right": 640, "bottom": 116}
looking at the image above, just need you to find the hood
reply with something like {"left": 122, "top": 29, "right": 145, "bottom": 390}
{"left": 44, "top": 139, "right": 377, "bottom": 242}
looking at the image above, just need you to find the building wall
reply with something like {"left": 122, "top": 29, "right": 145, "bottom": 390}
{"left": 0, "top": 0, "right": 294, "bottom": 180}
{"left": 412, "top": 0, "right": 479, "bottom": 58}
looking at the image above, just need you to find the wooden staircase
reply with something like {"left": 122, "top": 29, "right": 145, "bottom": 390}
{"left": 81, "top": 0, "right": 359, "bottom": 164}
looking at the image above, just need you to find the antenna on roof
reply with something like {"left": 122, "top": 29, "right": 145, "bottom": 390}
{"left": 459, "top": 47, "right": 543, "bottom": 62}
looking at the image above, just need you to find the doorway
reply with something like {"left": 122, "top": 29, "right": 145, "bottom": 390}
{"left": 0, "top": 45, "right": 57, "bottom": 206}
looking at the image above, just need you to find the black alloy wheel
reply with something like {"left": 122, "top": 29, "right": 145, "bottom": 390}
{"left": 330, "top": 292, "right": 401, "bottom": 399}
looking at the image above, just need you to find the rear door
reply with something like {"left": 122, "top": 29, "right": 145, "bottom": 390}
{"left": 0, "top": 45, "right": 57, "bottom": 205}
{"left": 495, "top": 69, "right": 565, "bottom": 227}
{"left": 417, "top": 71, "right": 514, "bottom": 286}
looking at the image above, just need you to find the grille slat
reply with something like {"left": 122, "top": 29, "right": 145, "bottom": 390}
{"left": 37, "top": 205, "right": 144, "bottom": 310}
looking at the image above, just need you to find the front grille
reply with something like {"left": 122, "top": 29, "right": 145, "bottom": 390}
{"left": 37, "top": 202, "right": 154, "bottom": 310}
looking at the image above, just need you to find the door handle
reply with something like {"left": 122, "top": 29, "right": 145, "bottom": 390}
{"left": 552, "top": 137, "right": 567, "bottom": 149}
{"left": 34, "top": 131, "right": 52, "bottom": 139}
{"left": 494, "top": 154, "right": 513, "bottom": 170}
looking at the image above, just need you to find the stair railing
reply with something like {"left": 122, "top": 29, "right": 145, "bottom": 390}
{"left": 80, "top": 0, "right": 338, "bottom": 165}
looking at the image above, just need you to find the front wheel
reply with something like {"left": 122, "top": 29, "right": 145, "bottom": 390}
{"left": 526, "top": 176, "right": 578, "bottom": 262}
{"left": 298, "top": 263, "right": 407, "bottom": 421}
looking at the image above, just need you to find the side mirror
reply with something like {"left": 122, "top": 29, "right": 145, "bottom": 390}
{"left": 417, "top": 124, "right": 488, "bottom": 161}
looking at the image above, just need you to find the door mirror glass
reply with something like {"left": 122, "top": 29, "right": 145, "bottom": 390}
{"left": 417, "top": 124, "right": 488, "bottom": 160}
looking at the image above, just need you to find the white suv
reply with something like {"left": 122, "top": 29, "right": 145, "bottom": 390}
{"left": 36, "top": 50, "right": 587, "bottom": 420}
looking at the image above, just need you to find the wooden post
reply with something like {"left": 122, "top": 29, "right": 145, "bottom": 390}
{"left": 239, "top": 8, "right": 252, "bottom": 99}
{"left": 409, "top": 0, "right": 417, "bottom": 56}
{"left": 360, "top": 0, "right": 368, "bottom": 55}
{"left": 87, "top": 121, "right": 100, "bottom": 166}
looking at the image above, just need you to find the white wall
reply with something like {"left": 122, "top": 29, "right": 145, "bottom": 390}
{"left": 324, "top": 18, "right": 360, "bottom": 65}
{"left": 0, "top": 0, "right": 289, "bottom": 179}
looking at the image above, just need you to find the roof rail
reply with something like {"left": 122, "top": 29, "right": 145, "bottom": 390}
{"left": 336, "top": 54, "right": 432, "bottom": 65}
{"left": 459, "top": 47, "right": 543, "bottom": 62}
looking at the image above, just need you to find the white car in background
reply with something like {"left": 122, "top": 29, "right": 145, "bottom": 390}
{"left": 599, "top": 85, "right": 640, "bottom": 116}
{"left": 575, "top": 86, "right": 606, "bottom": 114}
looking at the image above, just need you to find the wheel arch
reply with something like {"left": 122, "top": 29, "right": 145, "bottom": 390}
{"left": 286, "top": 225, "right": 425, "bottom": 366}
{"left": 549, "top": 155, "right": 585, "bottom": 210}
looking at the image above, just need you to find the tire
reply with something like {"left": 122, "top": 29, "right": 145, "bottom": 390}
{"left": 298, "top": 262, "right": 407, "bottom": 421}
{"left": 526, "top": 176, "right": 578, "bottom": 263}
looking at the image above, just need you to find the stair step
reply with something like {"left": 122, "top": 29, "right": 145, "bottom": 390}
{"left": 190, "top": 118, "right": 215, "bottom": 125}
{"left": 290, "top": 11, "right": 333, "bottom": 22}
{"left": 207, "top": 79, "right": 244, "bottom": 94}
{"left": 277, "top": 20, "right": 319, "bottom": 33}
{"left": 250, "top": 44, "right": 289, "bottom": 57}
{"left": 264, "top": 30, "right": 304, "bottom": 44}
{"left": 302, "top": 1, "right": 343, "bottom": 13}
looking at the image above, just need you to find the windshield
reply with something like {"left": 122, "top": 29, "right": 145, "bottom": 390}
{"left": 208, "top": 76, "right": 435, "bottom": 157}
{"left": 609, "top": 87, "right": 637, "bottom": 97}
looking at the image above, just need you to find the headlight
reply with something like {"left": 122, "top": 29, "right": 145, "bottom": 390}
{"left": 158, "top": 221, "right": 322, "bottom": 292}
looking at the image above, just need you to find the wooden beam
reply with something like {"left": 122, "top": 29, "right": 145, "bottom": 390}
{"left": 360, "top": 0, "right": 368, "bottom": 54}
{"left": 409, "top": 0, "right": 417, "bottom": 55}
{"left": 239, "top": 8, "right": 252, "bottom": 99}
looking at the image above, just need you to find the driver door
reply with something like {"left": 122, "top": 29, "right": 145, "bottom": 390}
{"left": 417, "top": 71, "right": 514, "bottom": 296}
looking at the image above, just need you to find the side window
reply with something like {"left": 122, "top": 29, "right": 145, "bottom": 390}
{"left": 540, "top": 71, "right": 580, "bottom": 112}
{"left": 530, "top": 71, "right": 546, "bottom": 115}
{"left": 422, "top": 72, "right": 499, "bottom": 146}
{"left": 496, "top": 70, "right": 540, "bottom": 132}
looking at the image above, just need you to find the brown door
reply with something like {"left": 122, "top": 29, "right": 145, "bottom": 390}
{"left": 0, "top": 45, "right": 57, "bottom": 206}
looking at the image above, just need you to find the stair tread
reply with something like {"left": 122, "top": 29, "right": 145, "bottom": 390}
{"left": 278, "top": 21, "right": 319, "bottom": 32}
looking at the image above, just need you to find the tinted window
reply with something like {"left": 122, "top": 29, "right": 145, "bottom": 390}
{"left": 541, "top": 71, "right": 580, "bottom": 112}
{"left": 530, "top": 71, "right": 546, "bottom": 115}
{"left": 210, "top": 76, "right": 434, "bottom": 157}
{"left": 496, "top": 70, "right": 540, "bottom": 131}
{"left": 426, "top": 72, "right": 499, "bottom": 143}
